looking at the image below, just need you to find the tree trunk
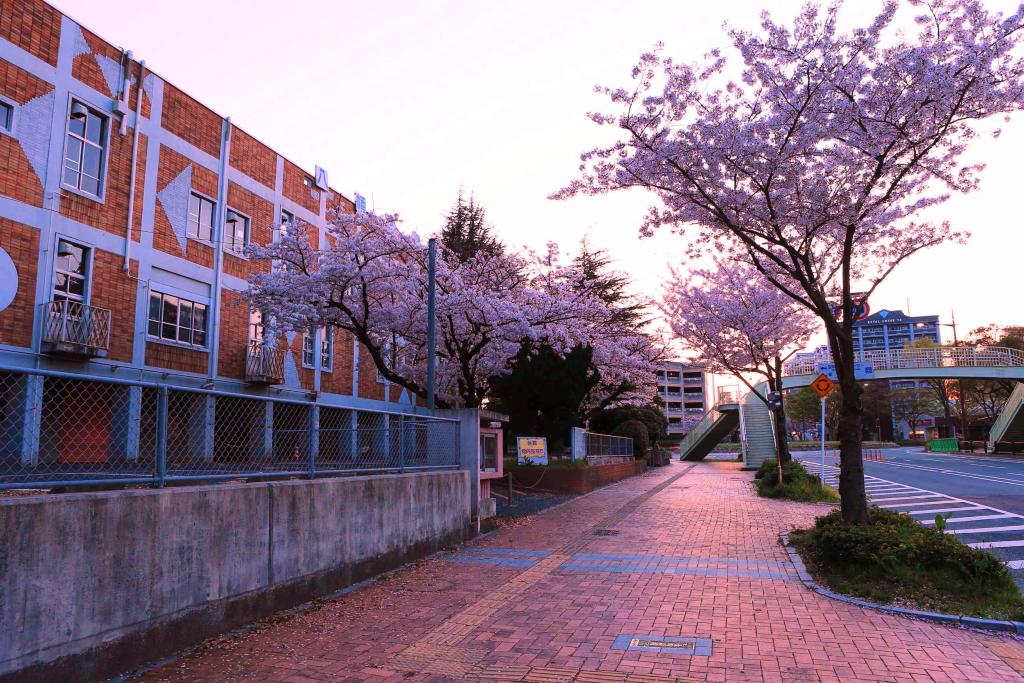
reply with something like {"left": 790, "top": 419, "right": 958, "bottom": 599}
{"left": 770, "top": 357, "right": 791, "bottom": 465}
{"left": 833, "top": 336, "right": 868, "bottom": 524}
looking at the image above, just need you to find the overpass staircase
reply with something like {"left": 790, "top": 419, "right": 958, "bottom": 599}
{"left": 676, "top": 346, "right": 1024, "bottom": 468}
{"left": 991, "top": 382, "right": 1024, "bottom": 445}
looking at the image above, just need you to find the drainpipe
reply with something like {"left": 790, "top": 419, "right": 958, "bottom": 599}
{"left": 123, "top": 59, "right": 145, "bottom": 271}
{"left": 207, "top": 118, "right": 232, "bottom": 380}
{"left": 118, "top": 50, "right": 132, "bottom": 136}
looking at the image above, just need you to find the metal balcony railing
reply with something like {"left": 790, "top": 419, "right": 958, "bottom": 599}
{"left": 245, "top": 341, "right": 285, "bottom": 384}
{"left": 40, "top": 300, "right": 110, "bottom": 358}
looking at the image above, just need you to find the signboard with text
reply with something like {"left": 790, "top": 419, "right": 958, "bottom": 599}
{"left": 516, "top": 437, "right": 548, "bottom": 466}
{"left": 816, "top": 361, "right": 874, "bottom": 381}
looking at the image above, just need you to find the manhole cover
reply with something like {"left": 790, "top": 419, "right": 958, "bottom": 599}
{"left": 594, "top": 529, "right": 619, "bottom": 536}
{"left": 408, "top": 580, "right": 457, "bottom": 592}
{"left": 611, "top": 635, "right": 712, "bottom": 656}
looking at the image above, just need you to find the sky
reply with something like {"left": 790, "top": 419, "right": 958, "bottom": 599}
{"left": 53, "top": 0, "right": 1023, "bottom": 349}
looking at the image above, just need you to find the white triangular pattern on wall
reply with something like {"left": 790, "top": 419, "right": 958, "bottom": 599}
{"left": 15, "top": 91, "right": 54, "bottom": 186}
{"left": 66, "top": 20, "right": 91, "bottom": 61}
{"left": 94, "top": 54, "right": 122, "bottom": 98}
{"left": 156, "top": 166, "right": 192, "bottom": 254}
{"left": 283, "top": 332, "right": 300, "bottom": 388}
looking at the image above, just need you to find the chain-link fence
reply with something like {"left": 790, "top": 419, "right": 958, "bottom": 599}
{"left": 0, "top": 367, "right": 460, "bottom": 490}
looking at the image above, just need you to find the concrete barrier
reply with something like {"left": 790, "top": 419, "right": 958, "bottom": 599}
{"left": 0, "top": 470, "right": 471, "bottom": 682}
{"left": 507, "top": 459, "right": 646, "bottom": 494}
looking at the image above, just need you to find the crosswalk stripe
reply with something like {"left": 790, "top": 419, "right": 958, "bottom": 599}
{"left": 880, "top": 500, "right": 957, "bottom": 509}
{"left": 967, "top": 539, "right": 1024, "bottom": 549}
{"left": 921, "top": 514, "right": 1015, "bottom": 525}
{"left": 1007, "top": 560, "right": 1024, "bottom": 569}
{"left": 907, "top": 506, "right": 984, "bottom": 515}
{"left": 949, "top": 525, "right": 1024, "bottom": 535}
{"left": 870, "top": 494, "right": 945, "bottom": 503}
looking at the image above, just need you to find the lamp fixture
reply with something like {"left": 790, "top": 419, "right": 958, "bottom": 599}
{"left": 70, "top": 101, "right": 89, "bottom": 120}
{"left": 225, "top": 210, "right": 241, "bottom": 224}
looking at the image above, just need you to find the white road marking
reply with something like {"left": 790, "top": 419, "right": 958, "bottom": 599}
{"left": 949, "top": 525, "right": 1024, "bottom": 535}
{"left": 870, "top": 494, "right": 946, "bottom": 503}
{"left": 907, "top": 507, "right": 985, "bottom": 515}
{"left": 920, "top": 514, "right": 1015, "bottom": 525}
{"left": 1008, "top": 560, "right": 1024, "bottom": 569}
{"left": 967, "top": 540, "right": 1024, "bottom": 550}
{"left": 881, "top": 500, "right": 961, "bottom": 509}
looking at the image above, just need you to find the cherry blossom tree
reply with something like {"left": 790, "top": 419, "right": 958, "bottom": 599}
{"left": 247, "top": 211, "right": 654, "bottom": 409}
{"left": 557, "top": 0, "right": 1024, "bottom": 522}
{"left": 660, "top": 259, "right": 816, "bottom": 464}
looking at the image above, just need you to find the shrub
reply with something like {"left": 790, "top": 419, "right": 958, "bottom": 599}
{"left": 754, "top": 458, "right": 839, "bottom": 503}
{"left": 612, "top": 419, "right": 649, "bottom": 460}
{"left": 790, "top": 508, "right": 1024, "bottom": 618}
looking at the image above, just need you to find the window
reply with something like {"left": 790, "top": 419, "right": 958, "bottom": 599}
{"left": 53, "top": 240, "right": 89, "bottom": 303}
{"left": 224, "top": 209, "right": 249, "bottom": 254}
{"left": 249, "top": 309, "right": 265, "bottom": 343}
{"left": 280, "top": 208, "right": 294, "bottom": 236}
{"left": 187, "top": 192, "right": 215, "bottom": 242}
{"left": 63, "top": 100, "right": 107, "bottom": 197}
{"left": 301, "top": 330, "right": 314, "bottom": 368}
{"left": 320, "top": 328, "right": 333, "bottom": 371}
{"left": 148, "top": 292, "right": 207, "bottom": 347}
{"left": 0, "top": 101, "right": 12, "bottom": 133}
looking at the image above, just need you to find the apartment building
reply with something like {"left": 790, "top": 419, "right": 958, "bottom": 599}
{"left": 655, "top": 361, "right": 708, "bottom": 437}
{"left": 0, "top": 0, "right": 425, "bottom": 469}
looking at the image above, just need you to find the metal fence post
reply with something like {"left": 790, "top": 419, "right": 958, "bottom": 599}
{"left": 155, "top": 386, "right": 168, "bottom": 487}
{"left": 399, "top": 415, "right": 406, "bottom": 472}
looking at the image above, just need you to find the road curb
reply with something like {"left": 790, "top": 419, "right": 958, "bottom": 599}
{"left": 778, "top": 531, "right": 1024, "bottom": 635}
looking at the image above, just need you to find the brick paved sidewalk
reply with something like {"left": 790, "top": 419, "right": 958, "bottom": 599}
{"left": 137, "top": 461, "right": 1024, "bottom": 683}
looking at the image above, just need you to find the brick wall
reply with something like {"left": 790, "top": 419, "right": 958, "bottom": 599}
{"left": 1, "top": 0, "right": 60, "bottom": 67}
{"left": 229, "top": 126, "right": 275, "bottom": 190}
{"left": 0, "top": 59, "right": 53, "bottom": 207}
{"left": 223, "top": 181, "right": 273, "bottom": 280}
{"left": 145, "top": 341, "right": 207, "bottom": 375}
{"left": 282, "top": 160, "right": 319, "bottom": 215}
{"left": 153, "top": 145, "right": 217, "bottom": 268}
{"left": 319, "top": 330, "right": 354, "bottom": 396}
{"left": 161, "top": 83, "right": 221, "bottom": 159}
{"left": 217, "top": 288, "right": 248, "bottom": 381}
{"left": 0, "top": 219, "right": 39, "bottom": 348}
{"left": 88, "top": 249, "right": 137, "bottom": 363}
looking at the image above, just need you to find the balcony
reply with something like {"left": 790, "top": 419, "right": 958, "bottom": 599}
{"left": 40, "top": 300, "right": 110, "bottom": 358}
{"left": 245, "top": 341, "right": 285, "bottom": 385}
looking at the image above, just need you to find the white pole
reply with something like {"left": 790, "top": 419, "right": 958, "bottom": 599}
{"left": 820, "top": 396, "right": 826, "bottom": 484}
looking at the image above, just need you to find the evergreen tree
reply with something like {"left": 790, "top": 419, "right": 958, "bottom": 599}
{"left": 439, "top": 189, "right": 501, "bottom": 263}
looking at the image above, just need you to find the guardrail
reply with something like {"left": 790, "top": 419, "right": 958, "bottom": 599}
{"left": 784, "top": 346, "right": 1024, "bottom": 376}
{"left": 0, "top": 365, "right": 460, "bottom": 490}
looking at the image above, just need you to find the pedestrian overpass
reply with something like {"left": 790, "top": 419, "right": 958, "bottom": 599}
{"left": 678, "top": 346, "right": 1024, "bottom": 468}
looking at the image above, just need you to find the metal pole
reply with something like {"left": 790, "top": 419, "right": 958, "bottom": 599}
{"left": 156, "top": 386, "right": 168, "bottom": 487}
{"left": 820, "top": 396, "right": 826, "bottom": 484}
{"left": 427, "top": 238, "right": 437, "bottom": 410}
{"left": 951, "top": 310, "right": 968, "bottom": 440}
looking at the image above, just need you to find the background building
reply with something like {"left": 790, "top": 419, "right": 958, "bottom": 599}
{"left": 655, "top": 361, "right": 708, "bottom": 437}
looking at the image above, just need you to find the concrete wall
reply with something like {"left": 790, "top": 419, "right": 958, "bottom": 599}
{"left": 0, "top": 470, "right": 471, "bottom": 682}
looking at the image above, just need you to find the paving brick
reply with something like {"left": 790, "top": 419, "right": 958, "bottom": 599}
{"left": 137, "top": 462, "right": 1024, "bottom": 682}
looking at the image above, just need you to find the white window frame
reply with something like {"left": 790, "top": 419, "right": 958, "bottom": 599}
{"left": 301, "top": 330, "right": 315, "bottom": 369}
{"left": 249, "top": 308, "right": 265, "bottom": 344}
{"left": 147, "top": 290, "right": 209, "bottom": 349}
{"left": 224, "top": 207, "right": 250, "bottom": 256}
{"left": 0, "top": 97, "right": 14, "bottom": 135}
{"left": 279, "top": 208, "right": 295, "bottom": 238}
{"left": 187, "top": 191, "right": 217, "bottom": 243}
{"left": 320, "top": 327, "right": 333, "bottom": 372}
{"left": 61, "top": 96, "right": 110, "bottom": 201}
{"left": 51, "top": 238, "right": 91, "bottom": 305}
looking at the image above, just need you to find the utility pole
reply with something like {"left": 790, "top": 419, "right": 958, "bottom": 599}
{"left": 426, "top": 238, "right": 437, "bottom": 410}
{"left": 951, "top": 309, "right": 968, "bottom": 441}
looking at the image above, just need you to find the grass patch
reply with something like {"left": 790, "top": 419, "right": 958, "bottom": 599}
{"left": 789, "top": 507, "right": 1024, "bottom": 620}
{"left": 754, "top": 459, "right": 840, "bottom": 503}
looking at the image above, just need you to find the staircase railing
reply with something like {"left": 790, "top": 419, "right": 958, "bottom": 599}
{"left": 990, "top": 382, "right": 1024, "bottom": 444}
{"left": 677, "top": 406, "right": 722, "bottom": 458}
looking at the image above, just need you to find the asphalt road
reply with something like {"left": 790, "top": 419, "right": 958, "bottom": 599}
{"left": 794, "top": 447, "right": 1024, "bottom": 586}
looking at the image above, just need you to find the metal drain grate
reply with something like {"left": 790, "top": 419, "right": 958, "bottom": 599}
{"left": 594, "top": 529, "right": 619, "bottom": 536}
{"left": 611, "top": 635, "right": 712, "bottom": 656}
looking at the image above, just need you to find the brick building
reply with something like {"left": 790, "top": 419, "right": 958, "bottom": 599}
{"left": 0, "top": 0, "right": 428, "bottom": 469}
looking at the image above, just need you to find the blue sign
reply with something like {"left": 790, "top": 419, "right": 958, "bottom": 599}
{"left": 816, "top": 361, "right": 874, "bottom": 381}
